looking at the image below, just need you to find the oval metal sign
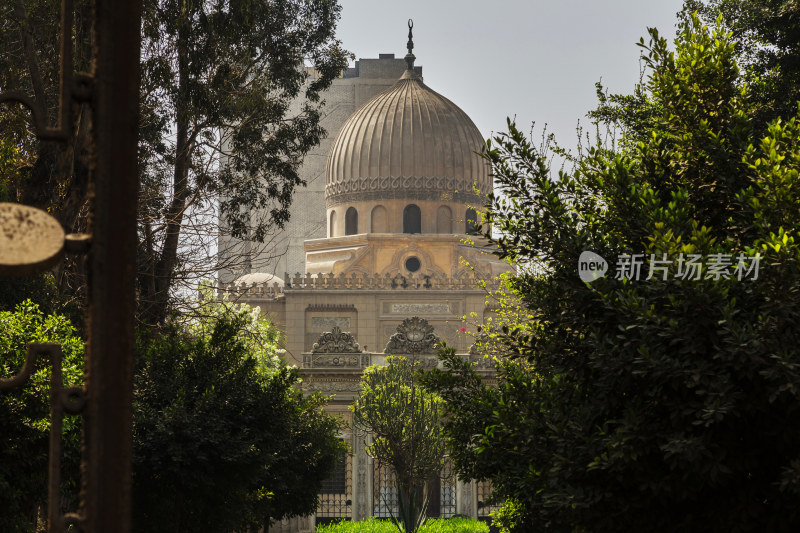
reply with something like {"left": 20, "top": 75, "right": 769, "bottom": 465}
{"left": 0, "top": 202, "right": 65, "bottom": 276}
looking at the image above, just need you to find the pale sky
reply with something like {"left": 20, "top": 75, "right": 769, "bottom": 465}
{"left": 336, "top": 0, "right": 686, "bottom": 152}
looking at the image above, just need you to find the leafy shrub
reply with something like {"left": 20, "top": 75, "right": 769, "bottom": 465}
{"left": 0, "top": 301, "right": 84, "bottom": 532}
{"left": 315, "top": 517, "right": 489, "bottom": 533}
{"left": 133, "top": 313, "right": 347, "bottom": 532}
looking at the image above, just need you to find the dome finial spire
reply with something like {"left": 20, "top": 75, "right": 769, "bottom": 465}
{"left": 405, "top": 19, "right": 416, "bottom": 71}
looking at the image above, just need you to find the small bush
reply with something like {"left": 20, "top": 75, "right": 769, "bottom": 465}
{"left": 315, "top": 517, "right": 489, "bottom": 533}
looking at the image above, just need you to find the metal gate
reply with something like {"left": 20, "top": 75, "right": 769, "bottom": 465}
{"left": 316, "top": 449, "right": 353, "bottom": 525}
{"left": 372, "top": 462, "right": 457, "bottom": 519}
{"left": 0, "top": 0, "right": 141, "bottom": 530}
{"left": 476, "top": 480, "right": 503, "bottom": 520}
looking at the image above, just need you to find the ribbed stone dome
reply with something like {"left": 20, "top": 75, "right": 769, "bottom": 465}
{"left": 325, "top": 69, "right": 490, "bottom": 208}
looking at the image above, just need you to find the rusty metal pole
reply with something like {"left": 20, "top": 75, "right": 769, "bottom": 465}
{"left": 83, "top": 0, "right": 142, "bottom": 531}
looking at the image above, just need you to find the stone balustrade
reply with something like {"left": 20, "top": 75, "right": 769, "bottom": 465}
{"left": 301, "top": 351, "right": 495, "bottom": 372}
{"left": 283, "top": 271, "right": 496, "bottom": 291}
{"left": 216, "top": 281, "right": 284, "bottom": 299}
{"left": 217, "top": 271, "right": 498, "bottom": 298}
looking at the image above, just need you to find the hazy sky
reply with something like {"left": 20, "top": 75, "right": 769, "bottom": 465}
{"left": 336, "top": 0, "right": 686, "bottom": 151}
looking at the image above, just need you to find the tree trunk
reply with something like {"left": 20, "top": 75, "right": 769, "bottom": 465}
{"left": 138, "top": 22, "right": 192, "bottom": 326}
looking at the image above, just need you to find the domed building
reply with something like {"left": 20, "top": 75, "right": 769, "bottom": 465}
{"left": 324, "top": 60, "right": 490, "bottom": 238}
{"left": 219, "top": 23, "right": 508, "bottom": 532}
{"left": 306, "top": 27, "right": 507, "bottom": 283}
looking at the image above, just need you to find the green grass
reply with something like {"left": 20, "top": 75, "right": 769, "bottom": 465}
{"left": 315, "top": 517, "right": 489, "bottom": 533}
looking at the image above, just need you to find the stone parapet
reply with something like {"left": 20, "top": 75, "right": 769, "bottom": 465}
{"left": 217, "top": 272, "right": 496, "bottom": 297}
{"left": 216, "top": 281, "right": 284, "bottom": 299}
{"left": 282, "top": 271, "right": 496, "bottom": 291}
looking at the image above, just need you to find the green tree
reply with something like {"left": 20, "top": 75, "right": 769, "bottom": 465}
{"left": 1, "top": 0, "right": 350, "bottom": 324}
{"left": 136, "top": 0, "right": 350, "bottom": 325}
{"left": 179, "top": 281, "right": 283, "bottom": 373}
{"left": 0, "top": 0, "right": 94, "bottom": 315}
{"left": 683, "top": 0, "right": 800, "bottom": 129}
{"left": 596, "top": 2, "right": 800, "bottom": 145}
{"left": 132, "top": 310, "right": 346, "bottom": 532}
{"left": 425, "top": 15, "right": 800, "bottom": 532}
{"left": 352, "top": 356, "right": 446, "bottom": 533}
{"left": 0, "top": 0, "right": 93, "bottom": 226}
{"left": 0, "top": 301, "right": 84, "bottom": 532}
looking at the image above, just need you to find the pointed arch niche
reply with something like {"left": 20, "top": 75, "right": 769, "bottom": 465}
{"left": 465, "top": 208, "right": 479, "bottom": 234}
{"left": 437, "top": 205, "right": 452, "bottom": 234}
{"left": 403, "top": 204, "right": 422, "bottom": 234}
{"left": 345, "top": 207, "right": 358, "bottom": 235}
{"left": 371, "top": 205, "right": 387, "bottom": 233}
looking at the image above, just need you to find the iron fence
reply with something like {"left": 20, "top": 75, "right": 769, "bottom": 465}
{"left": 371, "top": 462, "right": 457, "bottom": 519}
{"left": 373, "top": 464, "right": 399, "bottom": 519}
{"left": 315, "top": 449, "right": 352, "bottom": 524}
{"left": 476, "top": 480, "right": 502, "bottom": 519}
{"left": 438, "top": 462, "right": 457, "bottom": 518}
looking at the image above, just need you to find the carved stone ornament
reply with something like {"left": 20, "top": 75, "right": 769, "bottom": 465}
{"left": 384, "top": 316, "right": 441, "bottom": 354}
{"left": 417, "top": 356, "right": 440, "bottom": 368}
{"left": 302, "top": 380, "right": 362, "bottom": 393}
{"left": 307, "top": 354, "right": 361, "bottom": 368}
{"left": 459, "top": 479, "right": 474, "bottom": 517}
{"left": 312, "top": 326, "right": 361, "bottom": 353}
{"left": 355, "top": 434, "right": 369, "bottom": 519}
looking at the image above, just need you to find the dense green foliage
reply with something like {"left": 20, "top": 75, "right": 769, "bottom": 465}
{"left": 424, "top": 15, "right": 800, "bottom": 532}
{"left": 595, "top": 1, "right": 800, "bottom": 149}
{"left": 0, "top": 301, "right": 84, "bottom": 532}
{"left": 352, "top": 357, "right": 446, "bottom": 533}
{"left": 1, "top": 291, "right": 346, "bottom": 533}
{"left": 136, "top": 0, "right": 350, "bottom": 324}
{"left": 684, "top": 0, "right": 800, "bottom": 129}
{"left": 315, "top": 517, "right": 489, "bottom": 533}
{"left": 180, "top": 282, "right": 283, "bottom": 373}
{"left": 133, "top": 309, "right": 346, "bottom": 532}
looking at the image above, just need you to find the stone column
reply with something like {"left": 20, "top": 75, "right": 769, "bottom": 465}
{"left": 456, "top": 479, "right": 477, "bottom": 520}
{"left": 352, "top": 431, "right": 372, "bottom": 521}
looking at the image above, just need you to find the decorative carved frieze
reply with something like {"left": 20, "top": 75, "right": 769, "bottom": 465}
{"left": 311, "top": 317, "right": 351, "bottom": 330}
{"left": 304, "top": 354, "right": 359, "bottom": 367}
{"left": 306, "top": 303, "right": 357, "bottom": 312}
{"left": 312, "top": 326, "right": 361, "bottom": 353}
{"left": 391, "top": 303, "right": 450, "bottom": 314}
{"left": 303, "top": 352, "right": 371, "bottom": 369}
{"left": 325, "top": 175, "right": 485, "bottom": 206}
{"left": 384, "top": 316, "right": 441, "bottom": 355}
{"left": 302, "top": 380, "right": 362, "bottom": 393}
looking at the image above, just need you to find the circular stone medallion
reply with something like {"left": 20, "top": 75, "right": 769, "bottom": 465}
{"left": 0, "top": 203, "right": 65, "bottom": 276}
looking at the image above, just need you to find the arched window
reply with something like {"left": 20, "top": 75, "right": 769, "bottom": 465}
{"left": 371, "top": 205, "right": 387, "bottom": 233}
{"left": 465, "top": 208, "right": 479, "bottom": 234}
{"left": 403, "top": 204, "right": 422, "bottom": 234}
{"left": 436, "top": 205, "right": 452, "bottom": 234}
{"left": 329, "top": 211, "right": 336, "bottom": 237}
{"left": 345, "top": 207, "right": 358, "bottom": 235}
